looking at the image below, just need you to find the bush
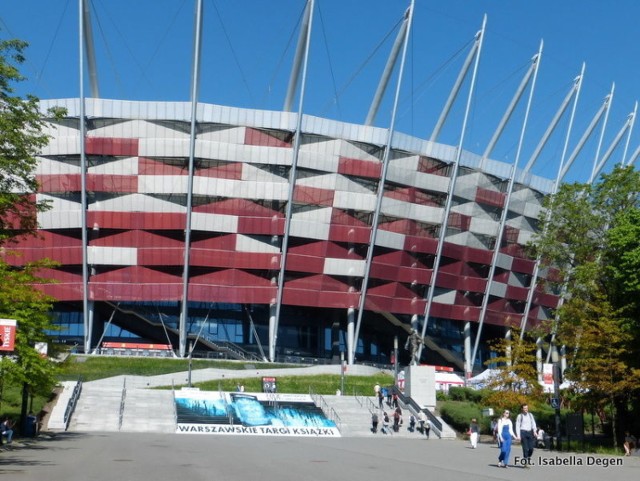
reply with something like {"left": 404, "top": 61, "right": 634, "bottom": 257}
{"left": 448, "top": 386, "right": 483, "bottom": 403}
{"left": 439, "top": 400, "right": 490, "bottom": 434}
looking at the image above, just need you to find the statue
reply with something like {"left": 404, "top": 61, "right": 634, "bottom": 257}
{"left": 405, "top": 329, "right": 423, "bottom": 365}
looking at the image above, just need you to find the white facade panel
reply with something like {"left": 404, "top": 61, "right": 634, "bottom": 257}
{"left": 36, "top": 157, "right": 81, "bottom": 175}
{"left": 323, "top": 258, "right": 365, "bottom": 277}
{"left": 89, "top": 157, "right": 139, "bottom": 175}
{"left": 88, "top": 246, "right": 137, "bottom": 266}
{"left": 374, "top": 229, "right": 405, "bottom": 250}
{"left": 38, "top": 210, "right": 83, "bottom": 229}
{"left": 495, "top": 253, "right": 513, "bottom": 271}
{"left": 297, "top": 150, "right": 340, "bottom": 173}
{"left": 333, "top": 191, "right": 377, "bottom": 212}
{"left": 139, "top": 138, "right": 190, "bottom": 157}
{"left": 90, "top": 193, "right": 185, "bottom": 213}
{"left": 469, "top": 217, "right": 500, "bottom": 236}
{"left": 191, "top": 212, "right": 238, "bottom": 233}
{"left": 235, "top": 235, "right": 280, "bottom": 254}
{"left": 138, "top": 175, "right": 188, "bottom": 194}
{"left": 489, "top": 282, "right": 507, "bottom": 298}
{"left": 433, "top": 289, "right": 456, "bottom": 304}
{"left": 40, "top": 137, "right": 81, "bottom": 156}
{"left": 289, "top": 220, "right": 330, "bottom": 240}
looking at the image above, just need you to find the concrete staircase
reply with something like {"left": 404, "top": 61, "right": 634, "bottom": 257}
{"left": 321, "top": 395, "right": 423, "bottom": 438}
{"left": 69, "top": 384, "right": 123, "bottom": 432}
{"left": 66, "top": 383, "right": 176, "bottom": 433}
{"left": 121, "top": 388, "right": 175, "bottom": 433}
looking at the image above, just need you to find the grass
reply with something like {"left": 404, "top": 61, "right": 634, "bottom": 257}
{"left": 174, "top": 373, "right": 394, "bottom": 396}
{"left": 56, "top": 354, "right": 394, "bottom": 396}
{"left": 57, "top": 355, "right": 294, "bottom": 382}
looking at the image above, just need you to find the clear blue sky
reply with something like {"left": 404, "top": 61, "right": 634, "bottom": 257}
{"left": 2, "top": 0, "right": 640, "bottom": 184}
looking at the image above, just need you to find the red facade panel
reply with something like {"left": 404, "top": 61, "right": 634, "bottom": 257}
{"left": 337, "top": 156, "right": 382, "bottom": 179}
{"left": 91, "top": 230, "right": 184, "bottom": 248}
{"left": 88, "top": 212, "right": 186, "bottom": 230}
{"left": 327, "top": 224, "right": 371, "bottom": 244}
{"left": 90, "top": 283, "right": 182, "bottom": 301}
{"left": 138, "top": 249, "right": 185, "bottom": 266}
{"left": 6, "top": 246, "right": 82, "bottom": 265}
{"left": 139, "top": 157, "right": 187, "bottom": 175}
{"left": 282, "top": 288, "right": 358, "bottom": 309}
{"left": 442, "top": 243, "right": 492, "bottom": 264}
{"left": 37, "top": 174, "right": 81, "bottom": 192}
{"left": 505, "top": 285, "right": 529, "bottom": 301}
{"left": 404, "top": 235, "right": 439, "bottom": 255}
{"left": 197, "top": 163, "right": 243, "bottom": 180}
{"left": 189, "top": 250, "right": 277, "bottom": 270}
{"left": 38, "top": 283, "right": 84, "bottom": 301}
{"left": 87, "top": 174, "right": 138, "bottom": 193}
{"left": 475, "top": 187, "right": 506, "bottom": 208}
{"left": 511, "top": 257, "right": 535, "bottom": 275}
{"left": 293, "top": 186, "right": 335, "bottom": 206}
{"left": 286, "top": 255, "right": 327, "bottom": 274}
{"left": 189, "top": 284, "right": 275, "bottom": 304}
{"left": 244, "top": 128, "right": 292, "bottom": 148}
{"left": 86, "top": 137, "right": 139, "bottom": 156}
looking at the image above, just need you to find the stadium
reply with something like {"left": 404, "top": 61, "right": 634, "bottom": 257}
{"left": 11, "top": 0, "right": 624, "bottom": 376}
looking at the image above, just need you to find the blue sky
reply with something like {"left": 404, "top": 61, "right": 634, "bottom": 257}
{"left": 2, "top": 0, "right": 640, "bottom": 184}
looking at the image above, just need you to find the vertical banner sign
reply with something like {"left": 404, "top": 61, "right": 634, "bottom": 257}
{"left": 0, "top": 319, "right": 17, "bottom": 352}
{"left": 542, "top": 363, "right": 554, "bottom": 391}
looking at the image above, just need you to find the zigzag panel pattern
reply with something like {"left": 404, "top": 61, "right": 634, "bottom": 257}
{"left": 14, "top": 99, "right": 559, "bottom": 336}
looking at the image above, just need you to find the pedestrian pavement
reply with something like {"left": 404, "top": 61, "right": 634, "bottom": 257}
{"left": 2, "top": 431, "right": 639, "bottom": 481}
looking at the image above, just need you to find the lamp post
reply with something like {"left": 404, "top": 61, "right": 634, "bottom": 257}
{"left": 187, "top": 341, "right": 193, "bottom": 387}
{"left": 393, "top": 335, "right": 398, "bottom": 386}
{"left": 340, "top": 351, "right": 345, "bottom": 394}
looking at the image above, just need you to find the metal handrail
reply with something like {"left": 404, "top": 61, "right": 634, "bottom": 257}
{"left": 391, "top": 385, "right": 443, "bottom": 435}
{"left": 354, "top": 390, "right": 377, "bottom": 413}
{"left": 309, "top": 389, "right": 342, "bottom": 430}
{"left": 118, "top": 378, "right": 127, "bottom": 430}
{"left": 63, "top": 379, "right": 83, "bottom": 430}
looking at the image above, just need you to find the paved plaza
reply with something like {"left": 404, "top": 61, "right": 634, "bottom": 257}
{"left": 1, "top": 431, "right": 638, "bottom": 481}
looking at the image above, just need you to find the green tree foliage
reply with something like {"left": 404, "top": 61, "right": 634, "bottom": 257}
{"left": 0, "top": 260, "right": 59, "bottom": 405}
{"left": 482, "top": 327, "right": 544, "bottom": 412}
{"left": 532, "top": 165, "right": 640, "bottom": 444}
{"left": 0, "top": 36, "right": 63, "bottom": 425}
{"left": 0, "top": 39, "right": 60, "bottom": 245}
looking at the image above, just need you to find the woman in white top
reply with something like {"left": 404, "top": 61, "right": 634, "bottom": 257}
{"left": 497, "top": 410, "right": 517, "bottom": 468}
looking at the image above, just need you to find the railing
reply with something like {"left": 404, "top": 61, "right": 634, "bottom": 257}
{"left": 354, "top": 390, "right": 377, "bottom": 414}
{"left": 118, "top": 378, "right": 127, "bottom": 431}
{"left": 63, "top": 379, "right": 83, "bottom": 431}
{"left": 391, "top": 385, "right": 443, "bottom": 436}
{"left": 309, "top": 389, "right": 341, "bottom": 431}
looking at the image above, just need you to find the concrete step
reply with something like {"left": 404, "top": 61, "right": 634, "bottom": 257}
{"left": 121, "top": 389, "right": 176, "bottom": 433}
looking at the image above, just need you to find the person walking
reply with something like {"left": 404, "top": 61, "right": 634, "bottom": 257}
{"left": 497, "top": 409, "right": 516, "bottom": 468}
{"left": 418, "top": 410, "right": 427, "bottom": 435}
{"left": 515, "top": 403, "right": 537, "bottom": 467}
{"left": 381, "top": 412, "right": 391, "bottom": 434}
{"left": 371, "top": 412, "right": 379, "bottom": 434}
{"left": 469, "top": 418, "right": 480, "bottom": 448}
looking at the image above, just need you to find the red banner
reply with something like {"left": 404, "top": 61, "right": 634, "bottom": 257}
{"left": 0, "top": 319, "right": 17, "bottom": 352}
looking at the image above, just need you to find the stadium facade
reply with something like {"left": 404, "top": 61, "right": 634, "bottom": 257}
{"left": 8, "top": 0, "right": 567, "bottom": 374}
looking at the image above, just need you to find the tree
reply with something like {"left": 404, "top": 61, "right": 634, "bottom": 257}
{"left": 531, "top": 164, "right": 640, "bottom": 444}
{"left": 0, "top": 36, "right": 64, "bottom": 429}
{"left": 557, "top": 291, "right": 640, "bottom": 448}
{"left": 483, "top": 326, "right": 544, "bottom": 412}
{"left": 0, "top": 259, "right": 59, "bottom": 405}
{"left": 0, "top": 39, "right": 62, "bottom": 245}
